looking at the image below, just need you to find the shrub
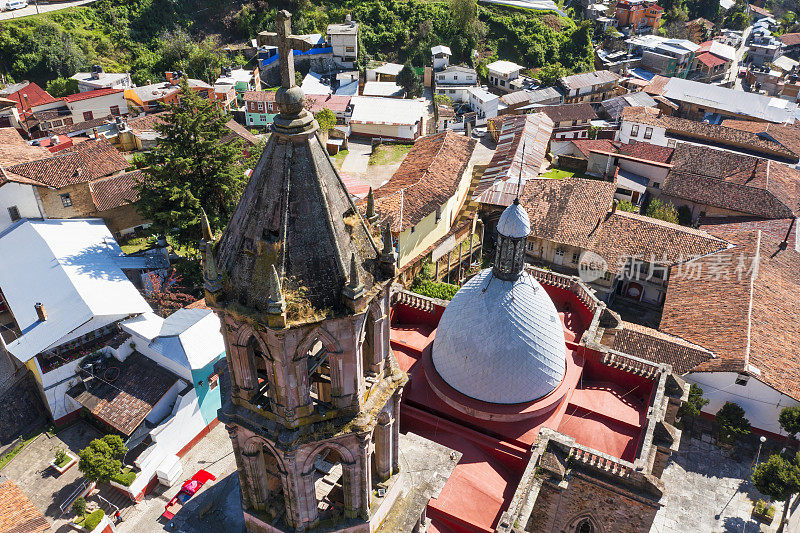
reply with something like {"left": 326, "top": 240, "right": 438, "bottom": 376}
{"left": 71, "top": 497, "right": 86, "bottom": 517}
{"left": 754, "top": 499, "right": 776, "bottom": 519}
{"left": 410, "top": 280, "right": 459, "bottom": 300}
{"left": 677, "top": 383, "right": 709, "bottom": 420}
{"left": 314, "top": 108, "right": 336, "bottom": 132}
{"left": 644, "top": 198, "right": 680, "bottom": 225}
{"left": 716, "top": 401, "right": 751, "bottom": 443}
{"left": 84, "top": 509, "right": 104, "bottom": 531}
{"left": 111, "top": 468, "right": 137, "bottom": 487}
{"left": 616, "top": 200, "right": 639, "bottom": 213}
{"left": 55, "top": 448, "right": 70, "bottom": 467}
{"left": 779, "top": 405, "right": 800, "bottom": 437}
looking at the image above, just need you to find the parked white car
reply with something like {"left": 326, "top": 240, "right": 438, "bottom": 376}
{"left": 2, "top": 0, "right": 28, "bottom": 10}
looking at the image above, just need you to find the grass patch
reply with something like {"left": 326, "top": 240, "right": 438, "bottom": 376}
{"left": 368, "top": 144, "right": 413, "bottom": 166}
{"left": 0, "top": 430, "right": 42, "bottom": 472}
{"left": 111, "top": 467, "right": 136, "bottom": 487}
{"left": 541, "top": 168, "right": 576, "bottom": 179}
{"left": 409, "top": 280, "right": 459, "bottom": 301}
{"left": 119, "top": 235, "right": 154, "bottom": 255}
{"left": 332, "top": 149, "right": 349, "bottom": 167}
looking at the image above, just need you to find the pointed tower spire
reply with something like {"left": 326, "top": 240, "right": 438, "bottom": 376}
{"left": 200, "top": 208, "right": 222, "bottom": 300}
{"left": 366, "top": 187, "right": 378, "bottom": 223}
{"left": 379, "top": 224, "right": 398, "bottom": 276}
{"left": 267, "top": 264, "right": 286, "bottom": 328}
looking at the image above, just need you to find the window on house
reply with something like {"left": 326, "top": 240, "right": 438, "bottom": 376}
{"left": 435, "top": 206, "right": 442, "bottom": 222}
{"left": 60, "top": 193, "right": 73, "bottom": 207}
{"left": 453, "top": 75, "right": 458, "bottom": 80}
{"left": 572, "top": 252, "right": 580, "bottom": 264}
{"left": 208, "top": 373, "right": 219, "bottom": 390}
{"left": 410, "top": 225, "right": 416, "bottom": 233}
{"left": 7, "top": 206, "right": 20, "bottom": 221}
{"left": 258, "top": 102, "right": 264, "bottom": 111}
{"left": 500, "top": 80, "right": 506, "bottom": 87}
{"left": 572, "top": 120, "right": 578, "bottom": 126}
{"left": 555, "top": 248, "right": 565, "bottom": 257}
{"left": 345, "top": 46, "right": 355, "bottom": 52}
{"left": 630, "top": 124, "right": 639, "bottom": 137}
{"left": 110, "top": 106, "right": 120, "bottom": 116}
{"left": 667, "top": 139, "right": 677, "bottom": 147}
{"left": 52, "top": 120, "right": 62, "bottom": 127}
{"left": 644, "top": 126, "right": 653, "bottom": 140}
{"left": 603, "top": 271, "right": 613, "bottom": 281}
{"left": 735, "top": 373, "right": 749, "bottom": 386}
{"left": 653, "top": 182, "right": 661, "bottom": 189}
{"left": 527, "top": 241, "right": 535, "bottom": 251}
{"left": 83, "top": 111, "right": 94, "bottom": 121}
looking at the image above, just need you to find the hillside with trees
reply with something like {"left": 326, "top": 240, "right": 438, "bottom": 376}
{"left": 0, "top": 0, "right": 594, "bottom": 87}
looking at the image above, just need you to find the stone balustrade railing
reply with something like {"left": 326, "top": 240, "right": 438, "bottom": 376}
{"left": 391, "top": 288, "right": 445, "bottom": 314}
{"left": 569, "top": 444, "right": 635, "bottom": 479}
{"left": 601, "top": 350, "right": 661, "bottom": 379}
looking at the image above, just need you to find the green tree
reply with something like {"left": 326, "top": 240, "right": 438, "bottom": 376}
{"left": 46, "top": 77, "right": 79, "bottom": 98}
{"left": 449, "top": 0, "right": 478, "bottom": 32}
{"left": 136, "top": 80, "right": 245, "bottom": 246}
{"left": 434, "top": 93, "right": 454, "bottom": 107}
{"left": 677, "top": 383, "right": 710, "bottom": 419}
{"left": 716, "top": 401, "right": 751, "bottom": 443}
{"left": 315, "top": 108, "right": 337, "bottom": 132}
{"left": 645, "top": 198, "right": 680, "bottom": 224}
{"left": 78, "top": 435, "right": 127, "bottom": 483}
{"left": 752, "top": 452, "right": 800, "bottom": 531}
{"left": 616, "top": 200, "right": 639, "bottom": 213}
{"left": 780, "top": 406, "right": 800, "bottom": 437}
{"left": 71, "top": 497, "right": 86, "bottom": 517}
{"left": 536, "top": 62, "right": 569, "bottom": 87}
{"left": 397, "top": 62, "right": 423, "bottom": 98}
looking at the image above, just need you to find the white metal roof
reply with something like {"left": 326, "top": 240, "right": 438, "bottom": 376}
{"left": 497, "top": 202, "right": 531, "bottom": 238}
{"left": 431, "top": 45, "right": 452, "bottom": 56}
{"left": 432, "top": 268, "right": 567, "bottom": 404}
{"left": 350, "top": 97, "right": 425, "bottom": 126}
{"left": 362, "top": 81, "right": 404, "bottom": 98}
{"left": 124, "top": 308, "right": 224, "bottom": 371}
{"left": 487, "top": 60, "right": 524, "bottom": 75}
{"left": 0, "top": 219, "right": 152, "bottom": 363}
{"left": 374, "top": 63, "right": 404, "bottom": 76}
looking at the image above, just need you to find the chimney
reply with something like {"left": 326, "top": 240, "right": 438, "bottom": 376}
{"left": 34, "top": 302, "right": 47, "bottom": 321}
{"left": 345, "top": 13, "right": 352, "bottom": 24}
{"left": 21, "top": 93, "right": 30, "bottom": 111}
{"left": 93, "top": 128, "right": 100, "bottom": 140}
{"left": 611, "top": 198, "right": 619, "bottom": 215}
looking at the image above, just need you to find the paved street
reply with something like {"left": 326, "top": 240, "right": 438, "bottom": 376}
{"left": 0, "top": 0, "right": 97, "bottom": 21}
{"left": 652, "top": 432, "right": 782, "bottom": 533}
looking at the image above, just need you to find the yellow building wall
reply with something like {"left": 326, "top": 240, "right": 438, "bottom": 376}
{"left": 396, "top": 161, "right": 474, "bottom": 268}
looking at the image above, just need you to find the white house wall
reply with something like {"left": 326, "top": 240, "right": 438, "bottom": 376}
{"left": 0, "top": 183, "right": 42, "bottom": 231}
{"left": 619, "top": 120, "right": 668, "bottom": 145}
{"left": 685, "top": 371, "right": 799, "bottom": 435}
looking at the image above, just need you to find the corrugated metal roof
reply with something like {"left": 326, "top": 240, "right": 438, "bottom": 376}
{"left": 474, "top": 113, "right": 554, "bottom": 201}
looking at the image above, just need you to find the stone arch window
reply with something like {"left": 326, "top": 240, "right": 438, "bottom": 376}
{"left": 568, "top": 514, "right": 601, "bottom": 533}
{"left": 247, "top": 336, "right": 272, "bottom": 410}
{"left": 361, "top": 303, "right": 382, "bottom": 379}
{"left": 303, "top": 443, "right": 357, "bottom": 523}
{"left": 300, "top": 328, "right": 341, "bottom": 413}
{"left": 242, "top": 436, "right": 286, "bottom": 520}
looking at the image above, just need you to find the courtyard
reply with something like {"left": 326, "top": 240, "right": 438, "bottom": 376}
{"left": 653, "top": 421, "right": 786, "bottom": 533}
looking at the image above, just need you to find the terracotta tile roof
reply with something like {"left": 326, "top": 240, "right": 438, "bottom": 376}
{"left": 538, "top": 103, "right": 597, "bottom": 123}
{"left": 243, "top": 90, "right": 276, "bottom": 103}
{"left": 89, "top": 170, "right": 142, "bottom": 211}
{"left": 518, "top": 178, "right": 617, "bottom": 249}
{"left": 222, "top": 119, "right": 258, "bottom": 146}
{"left": 590, "top": 210, "right": 730, "bottom": 274}
{"left": 372, "top": 130, "right": 476, "bottom": 231}
{"left": 749, "top": 3, "right": 771, "bottom": 18}
{"left": 663, "top": 144, "right": 800, "bottom": 218}
{"left": 696, "top": 52, "right": 728, "bottom": 68}
{"left": 50, "top": 114, "right": 113, "bottom": 136}
{"left": 569, "top": 139, "right": 618, "bottom": 159}
{"left": 127, "top": 112, "right": 167, "bottom": 135}
{"left": 516, "top": 178, "right": 729, "bottom": 272}
{"left": 779, "top": 32, "right": 800, "bottom": 46}
{"left": 62, "top": 87, "right": 123, "bottom": 102}
{"left": 643, "top": 75, "right": 671, "bottom": 96}
{"left": 0, "top": 128, "right": 50, "bottom": 168}
{"left": 611, "top": 321, "right": 714, "bottom": 374}
{"left": 700, "top": 216, "right": 797, "bottom": 249}
{"left": 2, "top": 82, "right": 57, "bottom": 113}
{"left": 68, "top": 351, "right": 180, "bottom": 436}
{"left": 0, "top": 477, "right": 49, "bottom": 533}
{"left": 6, "top": 138, "right": 130, "bottom": 188}
{"left": 661, "top": 230, "right": 800, "bottom": 400}
{"left": 475, "top": 113, "right": 554, "bottom": 199}
{"left": 618, "top": 142, "right": 674, "bottom": 163}
{"left": 305, "top": 94, "right": 351, "bottom": 115}
{"left": 621, "top": 107, "right": 795, "bottom": 158}
{"left": 720, "top": 119, "right": 800, "bottom": 158}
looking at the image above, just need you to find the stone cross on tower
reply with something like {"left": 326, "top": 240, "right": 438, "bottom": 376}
{"left": 259, "top": 10, "right": 315, "bottom": 90}
{"left": 258, "top": 10, "right": 317, "bottom": 134}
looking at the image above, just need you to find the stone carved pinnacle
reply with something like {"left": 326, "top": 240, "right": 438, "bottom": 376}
{"left": 381, "top": 224, "right": 393, "bottom": 256}
{"left": 267, "top": 264, "right": 286, "bottom": 328}
{"left": 366, "top": 187, "right": 377, "bottom": 223}
{"left": 343, "top": 253, "right": 365, "bottom": 303}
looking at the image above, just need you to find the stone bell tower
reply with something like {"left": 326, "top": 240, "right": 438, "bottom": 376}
{"left": 203, "top": 10, "right": 406, "bottom": 533}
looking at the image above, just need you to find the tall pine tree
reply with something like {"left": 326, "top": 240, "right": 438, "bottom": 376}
{"left": 136, "top": 79, "right": 246, "bottom": 246}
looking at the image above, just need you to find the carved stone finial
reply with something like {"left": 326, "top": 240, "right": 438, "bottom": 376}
{"left": 366, "top": 188, "right": 377, "bottom": 223}
{"left": 343, "top": 253, "right": 366, "bottom": 307}
{"left": 267, "top": 264, "right": 286, "bottom": 328}
{"left": 380, "top": 224, "right": 398, "bottom": 276}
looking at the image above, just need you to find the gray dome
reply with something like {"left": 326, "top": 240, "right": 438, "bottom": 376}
{"left": 496, "top": 201, "right": 531, "bottom": 238}
{"left": 432, "top": 268, "right": 567, "bottom": 404}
